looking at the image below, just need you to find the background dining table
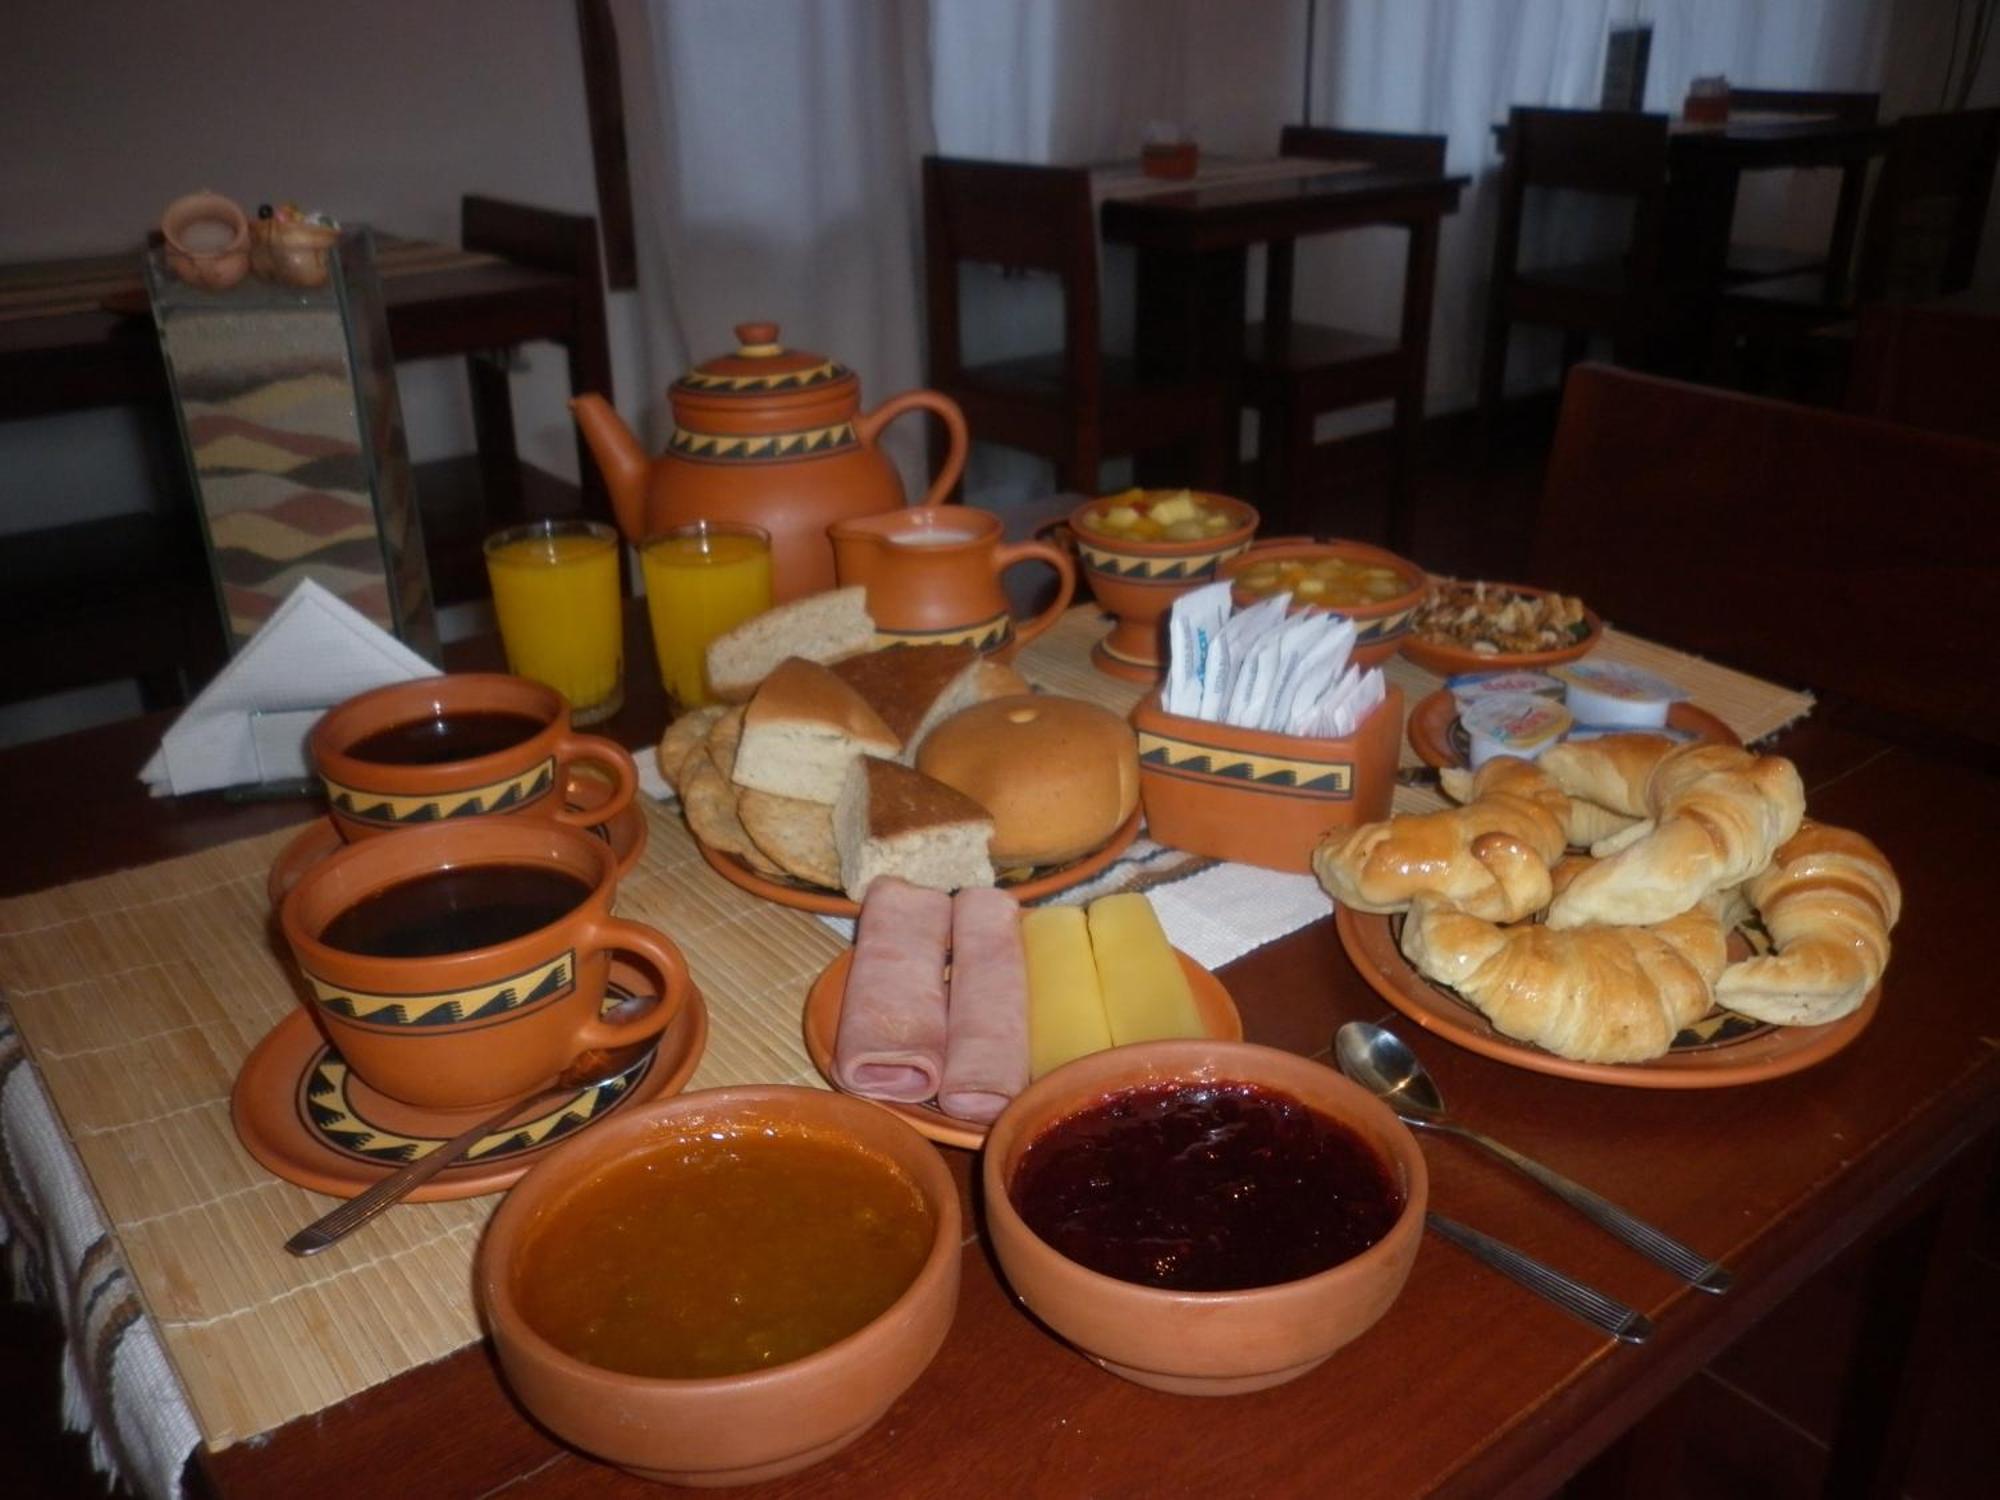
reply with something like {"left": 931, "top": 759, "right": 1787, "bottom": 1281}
{"left": 1, "top": 600, "right": 1995, "bottom": 1499}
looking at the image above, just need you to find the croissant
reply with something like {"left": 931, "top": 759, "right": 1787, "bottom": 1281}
{"left": 1400, "top": 889, "right": 1728, "bottom": 1062}
{"left": 1541, "top": 740, "right": 1805, "bottom": 929}
{"left": 1314, "top": 760, "right": 1568, "bottom": 922}
{"left": 1713, "top": 821, "right": 1901, "bottom": 1026}
{"left": 1440, "top": 763, "right": 1639, "bottom": 849}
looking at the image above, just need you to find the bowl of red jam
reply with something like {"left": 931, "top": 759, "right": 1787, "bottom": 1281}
{"left": 982, "top": 1040, "right": 1426, "bottom": 1395}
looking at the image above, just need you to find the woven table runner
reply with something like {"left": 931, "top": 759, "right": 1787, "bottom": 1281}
{"left": 0, "top": 606, "right": 1812, "bottom": 1453}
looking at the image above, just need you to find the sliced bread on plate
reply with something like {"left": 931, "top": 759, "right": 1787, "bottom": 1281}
{"left": 733, "top": 657, "right": 900, "bottom": 805}
{"left": 705, "top": 587, "right": 876, "bottom": 702}
{"left": 834, "top": 755, "right": 995, "bottom": 902}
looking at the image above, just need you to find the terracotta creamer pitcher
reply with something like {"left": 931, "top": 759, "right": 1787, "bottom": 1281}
{"left": 570, "top": 322, "right": 969, "bottom": 602}
{"left": 829, "top": 505, "right": 1075, "bottom": 657}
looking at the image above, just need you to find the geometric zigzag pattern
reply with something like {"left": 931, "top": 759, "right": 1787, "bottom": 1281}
{"left": 873, "top": 612, "right": 1011, "bottom": 653}
{"left": 308, "top": 950, "right": 573, "bottom": 1029}
{"left": 1136, "top": 731, "right": 1356, "bottom": 799}
{"left": 667, "top": 421, "right": 857, "bottom": 464}
{"left": 302, "top": 1045, "right": 653, "bottom": 1165}
{"left": 674, "top": 360, "right": 848, "bottom": 395}
{"left": 1079, "top": 538, "right": 1251, "bottom": 583}
{"left": 321, "top": 759, "right": 556, "bottom": 826}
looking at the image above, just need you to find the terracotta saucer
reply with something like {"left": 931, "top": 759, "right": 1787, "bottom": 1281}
{"left": 696, "top": 809, "right": 1143, "bottom": 918}
{"left": 266, "top": 769, "right": 649, "bottom": 905}
{"left": 231, "top": 961, "right": 707, "bottom": 1200}
{"left": 1397, "top": 584, "right": 1604, "bottom": 675}
{"left": 1334, "top": 905, "right": 1878, "bottom": 1089}
{"left": 803, "top": 946, "right": 1243, "bottom": 1149}
{"left": 1406, "top": 689, "right": 1742, "bottom": 771}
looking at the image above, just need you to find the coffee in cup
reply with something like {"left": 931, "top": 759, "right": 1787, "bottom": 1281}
{"left": 280, "top": 819, "right": 689, "bottom": 1111}
{"left": 310, "top": 674, "right": 638, "bottom": 843}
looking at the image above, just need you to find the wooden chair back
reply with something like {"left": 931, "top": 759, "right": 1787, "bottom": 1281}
{"left": 1534, "top": 363, "right": 2000, "bottom": 753}
{"left": 921, "top": 156, "right": 1101, "bottom": 395}
{"left": 1726, "top": 88, "right": 1880, "bottom": 124}
{"left": 1849, "top": 295, "right": 2000, "bottom": 442}
{"left": 1279, "top": 125, "right": 1446, "bottom": 177}
{"left": 1492, "top": 108, "right": 1670, "bottom": 293}
{"left": 1855, "top": 108, "right": 2000, "bottom": 303}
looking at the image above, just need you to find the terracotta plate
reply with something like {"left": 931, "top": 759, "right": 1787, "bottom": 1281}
{"left": 231, "top": 962, "right": 707, "bottom": 1200}
{"left": 803, "top": 946, "right": 1243, "bottom": 1150}
{"left": 266, "top": 770, "right": 649, "bottom": 905}
{"left": 1398, "top": 583, "right": 1604, "bottom": 676}
{"left": 1334, "top": 905, "right": 1878, "bottom": 1089}
{"left": 696, "top": 809, "right": 1142, "bottom": 918}
{"left": 1406, "top": 689, "right": 1742, "bottom": 771}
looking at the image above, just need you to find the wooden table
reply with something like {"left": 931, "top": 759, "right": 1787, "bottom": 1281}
{"left": 3, "top": 609, "right": 1995, "bottom": 1499}
{"left": 1097, "top": 163, "right": 1467, "bottom": 504}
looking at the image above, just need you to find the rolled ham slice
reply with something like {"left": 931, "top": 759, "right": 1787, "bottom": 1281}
{"left": 939, "top": 886, "right": 1030, "bottom": 1124}
{"left": 833, "top": 877, "right": 950, "bottom": 1102}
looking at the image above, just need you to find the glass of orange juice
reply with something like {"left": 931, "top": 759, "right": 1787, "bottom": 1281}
{"left": 484, "top": 518, "right": 625, "bottom": 724}
{"left": 640, "top": 521, "right": 773, "bottom": 708}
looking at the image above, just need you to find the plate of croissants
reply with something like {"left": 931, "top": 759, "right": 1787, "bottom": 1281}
{"left": 1317, "top": 735, "right": 1901, "bottom": 1087}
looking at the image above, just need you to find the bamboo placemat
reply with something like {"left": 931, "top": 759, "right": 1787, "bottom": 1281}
{"left": 0, "top": 607, "right": 1811, "bottom": 1451}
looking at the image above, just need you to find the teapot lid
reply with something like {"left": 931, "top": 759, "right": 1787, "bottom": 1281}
{"left": 673, "top": 322, "right": 854, "bottom": 401}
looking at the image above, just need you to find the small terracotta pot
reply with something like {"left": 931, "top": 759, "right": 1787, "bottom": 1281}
{"left": 1130, "top": 682, "right": 1404, "bottom": 872}
{"left": 1069, "top": 492, "right": 1258, "bottom": 681}
{"left": 1221, "top": 538, "right": 1429, "bottom": 666}
{"left": 279, "top": 818, "right": 688, "bottom": 1110}
{"left": 479, "top": 1086, "right": 961, "bottom": 1486}
{"left": 984, "top": 1039, "right": 1426, "bottom": 1395}
{"left": 829, "top": 503, "right": 1075, "bottom": 658}
{"left": 250, "top": 216, "right": 340, "bottom": 288}
{"left": 160, "top": 191, "right": 251, "bottom": 290}
{"left": 309, "top": 674, "right": 637, "bottom": 843}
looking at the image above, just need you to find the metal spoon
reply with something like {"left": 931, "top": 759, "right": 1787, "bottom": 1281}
{"left": 285, "top": 1040, "right": 655, "bottom": 1257}
{"left": 1336, "top": 1021, "right": 1732, "bottom": 1294}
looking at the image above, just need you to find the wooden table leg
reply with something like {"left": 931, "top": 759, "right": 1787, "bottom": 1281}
{"left": 466, "top": 349, "right": 526, "bottom": 528}
{"left": 1132, "top": 246, "right": 1248, "bottom": 489}
{"left": 1389, "top": 215, "right": 1440, "bottom": 555}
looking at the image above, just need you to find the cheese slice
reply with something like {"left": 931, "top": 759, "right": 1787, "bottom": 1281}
{"left": 1088, "top": 894, "right": 1203, "bottom": 1047}
{"left": 1022, "top": 906, "right": 1111, "bottom": 1079}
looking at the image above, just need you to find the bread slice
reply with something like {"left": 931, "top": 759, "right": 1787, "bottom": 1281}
{"left": 681, "top": 748, "right": 785, "bottom": 877}
{"left": 658, "top": 705, "right": 725, "bottom": 794}
{"left": 705, "top": 587, "right": 876, "bottom": 702}
{"left": 834, "top": 756, "right": 996, "bottom": 902}
{"left": 738, "top": 787, "right": 841, "bottom": 888}
{"left": 733, "top": 658, "right": 901, "bottom": 805}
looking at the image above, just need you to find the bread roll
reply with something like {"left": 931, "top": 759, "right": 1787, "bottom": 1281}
{"left": 733, "top": 658, "right": 900, "bottom": 805}
{"left": 916, "top": 694, "right": 1138, "bottom": 866}
{"left": 704, "top": 587, "right": 876, "bottom": 702}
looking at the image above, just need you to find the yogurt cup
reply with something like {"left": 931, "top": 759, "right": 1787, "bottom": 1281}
{"left": 1555, "top": 662, "right": 1685, "bottom": 729}
{"left": 1462, "top": 693, "right": 1573, "bottom": 768}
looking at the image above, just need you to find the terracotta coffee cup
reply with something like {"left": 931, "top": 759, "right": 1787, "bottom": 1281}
{"left": 310, "top": 674, "right": 637, "bottom": 844}
{"left": 279, "top": 819, "right": 689, "bottom": 1111}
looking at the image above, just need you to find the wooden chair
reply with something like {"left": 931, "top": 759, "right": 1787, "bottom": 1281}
{"left": 1712, "top": 108, "right": 2000, "bottom": 390}
{"left": 1242, "top": 126, "right": 1448, "bottom": 545}
{"left": 1478, "top": 109, "right": 1671, "bottom": 439}
{"left": 920, "top": 156, "right": 1225, "bottom": 497}
{"left": 1533, "top": 363, "right": 2000, "bottom": 755}
{"left": 1720, "top": 88, "right": 1881, "bottom": 284}
{"left": 1848, "top": 293, "right": 2000, "bottom": 443}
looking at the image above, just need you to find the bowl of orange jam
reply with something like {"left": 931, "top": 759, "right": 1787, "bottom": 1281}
{"left": 1221, "top": 539, "right": 1428, "bottom": 666}
{"left": 479, "top": 1086, "right": 960, "bottom": 1486}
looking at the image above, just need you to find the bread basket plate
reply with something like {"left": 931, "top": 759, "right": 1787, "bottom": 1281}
{"left": 1334, "top": 905, "right": 1878, "bottom": 1088}
{"left": 1398, "top": 583, "right": 1604, "bottom": 675}
{"left": 804, "top": 945, "right": 1243, "bottom": 1149}
{"left": 695, "top": 809, "right": 1141, "bottom": 918}
{"left": 1406, "top": 690, "right": 1742, "bottom": 771}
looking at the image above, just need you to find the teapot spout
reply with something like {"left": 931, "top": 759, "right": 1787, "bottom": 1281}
{"left": 569, "top": 393, "right": 649, "bottom": 543}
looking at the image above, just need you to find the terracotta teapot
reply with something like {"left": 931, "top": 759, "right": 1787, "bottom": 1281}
{"left": 571, "top": 322, "right": 969, "bottom": 602}
{"left": 829, "top": 505, "right": 1075, "bottom": 657}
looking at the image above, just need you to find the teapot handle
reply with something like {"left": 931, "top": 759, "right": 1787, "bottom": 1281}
{"left": 991, "top": 539, "right": 1077, "bottom": 650}
{"left": 853, "top": 390, "right": 968, "bottom": 508}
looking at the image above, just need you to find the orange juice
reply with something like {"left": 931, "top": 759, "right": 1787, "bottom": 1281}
{"left": 485, "top": 521, "right": 624, "bottom": 722}
{"left": 640, "top": 524, "right": 773, "bottom": 707}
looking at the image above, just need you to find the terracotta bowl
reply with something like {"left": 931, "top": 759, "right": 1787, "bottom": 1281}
{"left": 479, "top": 1086, "right": 960, "bottom": 1487}
{"left": 1221, "top": 539, "right": 1430, "bottom": 666}
{"left": 1130, "top": 683, "right": 1403, "bottom": 872}
{"left": 1068, "top": 491, "right": 1258, "bottom": 681}
{"left": 160, "top": 190, "right": 251, "bottom": 290}
{"left": 1397, "top": 580, "right": 1604, "bottom": 676}
{"left": 982, "top": 1040, "right": 1427, "bottom": 1396}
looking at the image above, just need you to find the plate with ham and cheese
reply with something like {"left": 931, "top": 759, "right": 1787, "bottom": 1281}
{"left": 803, "top": 880, "right": 1242, "bottom": 1149}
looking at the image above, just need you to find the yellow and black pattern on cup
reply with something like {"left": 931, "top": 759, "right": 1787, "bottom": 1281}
{"left": 1136, "top": 729, "right": 1356, "bottom": 800}
{"left": 871, "top": 612, "right": 1012, "bottom": 653}
{"left": 666, "top": 421, "right": 858, "bottom": 464}
{"left": 321, "top": 757, "right": 557, "bottom": 827}
{"left": 308, "top": 950, "right": 574, "bottom": 1030}
{"left": 672, "top": 360, "right": 849, "bottom": 395}
{"left": 1077, "top": 537, "right": 1251, "bottom": 584}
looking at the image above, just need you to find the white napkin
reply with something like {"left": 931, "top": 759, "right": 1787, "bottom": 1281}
{"left": 140, "top": 578, "right": 438, "bottom": 796}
